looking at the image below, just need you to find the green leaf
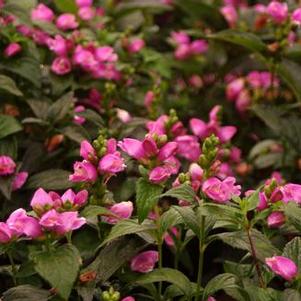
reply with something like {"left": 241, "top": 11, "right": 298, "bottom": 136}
{"left": 0, "top": 115, "right": 22, "bottom": 139}
{"left": 173, "top": 205, "right": 200, "bottom": 237}
{"left": 79, "top": 109, "right": 104, "bottom": 127}
{"left": 136, "top": 178, "right": 163, "bottom": 223}
{"left": 283, "top": 237, "right": 301, "bottom": 271}
{"left": 0, "top": 57, "right": 41, "bottom": 88}
{"left": 216, "top": 229, "right": 280, "bottom": 262}
{"left": 25, "top": 98, "right": 51, "bottom": 120}
{"left": 159, "top": 207, "right": 183, "bottom": 234}
{"left": 60, "top": 124, "right": 90, "bottom": 144}
{"left": 246, "top": 187, "right": 261, "bottom": 211}
{"left": 101, "top": 219, "right": 156, "bottom": 246}
{"left": 0, "top": 75, "right": 23, "bottom": 96}
{"left": 203, "top": 273, "right": 239, "bottom": 300}
{"left": 32, "top": 245, "right": 81, "bottom": 300}
{"left": 0, "top": 136, "right": 18, "bottom": 159}
{"left": 54, "top": 0, "right": 77, "bottom": 13}
{"left": 161, "top": 183, "right": 196, "bottom": 203}
{"left": 0, "top": 174, "right": 14, "bottom": 200}
{"left": 249, "top": 139, "right": 279, "bottom": 160}
{"left": 277, "top": 59, "right": 301, "bottom": 103}
{"left": 2, "top": 285, "right": 50, "bottom": 301}
{"left": 25, "top": 169, "right": 72, "bottom": 190}
{"left": 135, "top": 268, "right": 192, "bottom": 298}
{"left": 209, "top": 30, "right": 267, "bottom": 53}
{"left": 47, "top": 92, "right": 75, "bottom": 124}
{"left": 3, "top": 0, "right": 36, "bottom": 25}
{"left": 284, "top": 202, "right": 301, "bottom": 232}
{"left": 283, "top": 289, "right": 301, "bottom": 301}
{"left": 81, "top": 205, "right": 116, "bottom": 224}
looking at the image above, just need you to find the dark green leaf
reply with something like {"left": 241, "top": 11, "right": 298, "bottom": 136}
{"left": 136, "top": 178, "right": 163, "bottom": 223}
{"left": 161, "top": 183, "right": 196, "bottom": 203}
{"left": 0, "top": 115, "right": 22, "bottom": 139}
{"left": 60, "top": 124, "right": 90, "bottom": 144}
{"left": 32, "top": 245, "right": 81, "bottom": 300}
{"left": 283, "top": 237, "right": 301, "bottom": 271}
{"left": 283, "top": 289, "right": 301, "bottom": 301}
{"left": 284, "top": 202, "right": 301, "bottom": 232}
{"left": 0, "top": 75, "right": 23, "bottom": 96}
{"left": 54, "top": 0, "right": 77, "bottom": 13}
{"left": 25, "top": 169, "right": 72, "bottom": 190}
{"left": 2, "top": 285, "right": 50, "bottom": 301}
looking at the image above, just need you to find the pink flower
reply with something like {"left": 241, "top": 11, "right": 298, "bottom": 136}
{"left": 267, "top": 211, "right": 285, "bottom": 228}
{"left": 47, "top": 35, "right": 68, "bottom": 56}
{"left": 104, "top": 201, "right": 134, "bottom": 224}
{"left": 257, "top": 192, "right": 268, "bottom": 211}
{"left": 118, "top": 138, "right": 146, "bottom": 160}
{"left": 128, "top": 38, "right": 145, "bottom": 53}
{"left": 98, "top": 153, "right": 126, "bottom": 174}
{"left": 149, "top": 166, "right": 171, "bottom": 184}
{"left": 12, "top": 172, "right": 28, "bottom": 191}
{"left": 30, "top": 188, "right": 54, "bottom": 212}
{"left": 207, "top": 297, "right": 217, "bottom": 301}
{"left": 175, "top": 44, "right": 191, "bottom": 60}
{"left": 0, "top": 156, "right": 16, "bottom": 175}
{"left": 281, "top": 184, "right": 301, "bottom": 204}
{"left": 95, "top": 46, "right": 118, "bottom": 62}
{"left": 226, "top": 78, "right": 244, "bottom": 101}
{"left": 164, "top": 227, "right": 180, "bottom": 246}
{"left": 190, "top": 40, "right": 208, "bottom": 55}
{"left": 4, "top": 43, "right": 22, "bottom": 57}
{"left": 116, "top": 109, "right": 132, "bottom": 123}
{"left": 61, "top": 189, "right": 88, "bottom": 207}
{"left": 69, "top": 161, "right": 98, "bottom": 183}
{"left": 158, "top": 142, "right": 178, "bottom": 161}
{"left": 202, "top": 176, "right": 241, "bottom": 203}
{"left": 0, "top": 223, "right": 12, "bottom": 243}
{"left": 220, "top": 5, "right": 238, "bottom": 27}
{"left": 32, "top": 29, "right": 50, "bottom": 46}
{"left": 235, "top": 89, "right": 251, "bottom": 113}
{"left": 144, "top": 91, "right": 155, "bottom": 110}
{"left": 74, "top": 105, "right": 86, "bottom": 125}
{"left": 175, "top": 135, "right": 200, "bottom": 161}
{"left": 292, "top": 8, "right": 301, "bottom": 25}
{"left": 78, "top": 7, "right": 95, "bottom": 20}
{"left": 265, "top": 256, "right": 298, "bottom": 281}
{"left": 31, "top": 4, "right": 54, "bottom": 23}
{"left": 171, "top": 31, "right": 190, "bottom": 45}
{"left": 51, "top": 57, "right": 72, "bottom": 75}
{"left": 73, "top": 45, "right": 98, "bottom": 71}
{"left": 56, "top": 13, "right": 79, "bottom": 31}
{"left": 266, "top": 1, "right": 288, "bottom": 24}
{"left": 146, "top": 115, "right": 168, "bottom": 136}
{"left": 80, "top": 140, "right": 97, "bottom": 161}
{"left": 130, "top": 250, "right": 159, "bottom": 273}
{"left": 76, "top": 0, "right": 93, "bottom": 7}
{"left": 39, "top": 209, "right": 86, "bottom": 235}
{"left": 121, "top": 297, "right": 135, "bottom": 301}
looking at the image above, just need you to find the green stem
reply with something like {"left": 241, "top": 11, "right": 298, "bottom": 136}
{"left": 158, "top": 241, "right": 163, "bottom": 300}
{"left": 195, "top": 215, "right": 206, "bottom": 301}
{"left": 8, "top": 251, "right": 17, "bottom": 285}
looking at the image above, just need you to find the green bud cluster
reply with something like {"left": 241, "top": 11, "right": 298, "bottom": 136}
{"left": 102, "top": 287, "right": 120, "bottom": 301}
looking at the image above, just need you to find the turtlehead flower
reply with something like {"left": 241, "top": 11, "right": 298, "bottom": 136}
{"left": 121, "top": 297, "right": 135, "bottom": 301}
{"left": 265, "top": 256, "right": 298, "bottom": 281}
{"left": 266, "top": 1, "right": 288, "bottom": 24}
{"left": 80, "top": 140, "right": 97, "bottom": 162}
{"left": 98, "top": 152, "right": 126, "bottom": 174}
{"left": 257, "top": 192, "right": 268, "bottom": 211}
{"left": 164, "top": 227, "right": 180, "bottom": 246}
{"left": 116, "top": 109, "right": 132, "bottom": 123}
{"left": 12, "top": 172, "right": 28, "bottom": 191}
{"left": 202, "top": 176, "right": 241, "bottom": 203}
{"left": 61, "top": 189, "right": 88, "bottom": 208}
{"left": 292, "top": 8, "right": 301, "bottom": 25}
{"left": 130, "top": 251, "right": 159, "bottom": 273}
{"left": 31, "top": 4, "right": 54, "bottom": 22}
{"left": 69, "top": 160, "right": 98, "bottom": 183}
{"left": 267, "top": 211, "right": 285, "bottom": 228}
{"left": 78, "top": 7, "right": 95, "bottom": 20}
{"left": 220, "top": 5, "right": 238, "bottom": 27}
{"left": 175, "top": 135, "right": 200, "bottom": 161}
{"left": 56, "top": 13, "right": 79, "bottom": 30}
{"left": 104, "top": 201, "right": 134, "bottom": 224}
{"left": 4, "top": 43, "right": 22, "bottom": 57}
{"left": 0, "top": 156, "right": 16, "bottom": 176}
{"left": 51, "top": 57, "right": 72, "bottom": 75}
{"left": 281, "top": 184, "right": 301, "bottom": 204}
{"left": 76, "top": 0, "right": 93, "bottom": 7}
{"left": 226, "top": 78, "right": 244, "bottom": 101}
{"left": 128, "top": 38, "right": 145, "bottom": 53}
{"left": 47, "top": 35, "right": 68, "bottom": 56}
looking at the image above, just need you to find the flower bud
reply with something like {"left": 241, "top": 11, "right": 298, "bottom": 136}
{"left": 265, "top": 256, "right": 298, "bottom": 281}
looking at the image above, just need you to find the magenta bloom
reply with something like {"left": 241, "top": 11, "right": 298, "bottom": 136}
{"left": 149, "top": 166, "right": 171, "bottom": 184}
{"left": 51, "top": 57, "right": 72, "bottom": 75}
{"left": 130, "top": 250, "right": 159, "bottom": 273}
{"left": 31, "top": 4, "right": 54, "bottom": 22}
{"left": 4, "top": 43, "right": 22, "bottom": 58}
{"left": 281, "top": 184, "right": 301, "bottom": 204}
{"left": 265, "top": 256, "right": 298, "bottom": 281}
{"left": 80, "top": 140, "right": 97, "bottom": 161}
{"left": 257, "top": 192, "right": 268, "bottom": 211}
{"left": 0, "top": 156, "right": 16, "bottom": 175}
{"left": 69, "top": 160, "right": 98, "bottom": 183}
{"left": 30, "top": 188, "right": 54, "bottom": 211}
{"left": 220, "top": 5, "right": 238, "bottom": 27}
{"left": 164, "top": 227, "right": 180, "bottom": 246}
{"left": 267, "top": 211, "right": 285, "bottom": 228}
{"left": 12, "top": 172, "right": 28, "bottom": 191}
{"left": 190, "top": 40, "right": 208, "bottom": 55}
{"left": 104, "top": 201, "right": 134, "bottom": 224}
{"left": 175, "top": 44, "right": 191, "bottom": 60}
{"left": 98, "top": 153, "right": 126, "bottom": 174}
{"left": 121, "top": 297, "right": 135, "bottom": 301}
{"left": 76, "top": 0, "right": 93, "bottom": 7}
{"left": 56, "top": 13, "right": 79, "bottom": 30}
{"left": 292, "top": 8, "right": 301, "bottom": 25}
{"left": 128, "top": 38, "right": 145, "bottom": 53}
{"left": 144, "top": 91, "right": 155, "bottom": 110}
{"left": 171, "top": 31, "right": 190, "bottom": 45}
{"left": 175, "top": 135, "right": 200, "bottom": 161}
{"left": 78, "top": 7, "right": 95, "bottom": 20}
{"left": 207, "top": 297, "right": 216, "bottom": 301}
{"left": 266, "top": 1, "right": 288, "bottom": 24}
{"left": 95, "top": 46, "right": 118, "bottom": 62}
{"left": 0, "top": 223, "right": 12, "bottom": 243}
{"left": 116, "top": 109, "right": 132, "bottom": 123}
{"left": 61, "top": 189, "right": 88, "bottom": 207}
{"left": 118, "top": 138, "right": 146, "bottom": 160}
{"left": 202, "top": 176, "right": 241, "bottom": 203}
{"left": 39, "top": 209, "right": 86, "bottom": 235}
{"left": 226, "top": 78, "right": 244, "bottom": 101}
{"left": 47, "top": 35, "right": 68, "bottom": 56}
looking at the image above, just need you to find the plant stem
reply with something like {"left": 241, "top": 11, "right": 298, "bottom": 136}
{"left": 246, "top": 227, "right": 265, "bottom": 288}
{"left": 8, "top": 251, "right": 17, "bottom": 285}
{"left": 195, "top": 215, "right": 206, "bottom": 301}
{"left": 158, "top": 241, "right": 163, "bottom": 300}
